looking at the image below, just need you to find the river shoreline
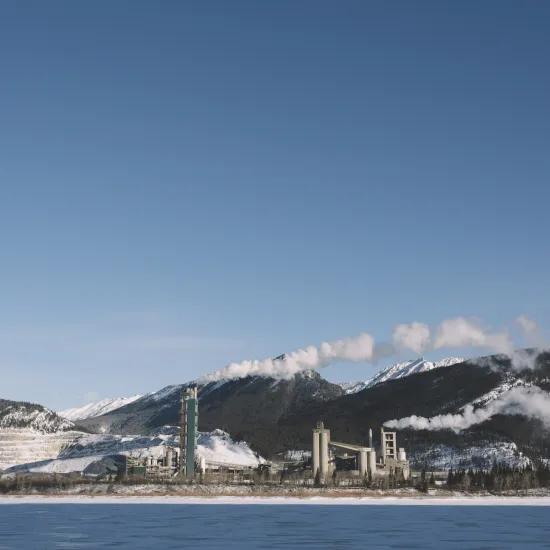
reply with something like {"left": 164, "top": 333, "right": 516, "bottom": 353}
{"left": 2, "top": 484, "right": 550, "bottom": 503}
{"left": 2, "top": 495, "right": 550, "bottom": 505}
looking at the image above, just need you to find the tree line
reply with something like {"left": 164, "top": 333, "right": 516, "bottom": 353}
{"left": 443, "top": 462, "right": 550, "bottom": 492}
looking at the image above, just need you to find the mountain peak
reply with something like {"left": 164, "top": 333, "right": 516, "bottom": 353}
{"left": 59, "top": 395, "right": 143, "bottom": 421}
{"left": 339, "top": 356, "right": 465, "bottom": 394}
{"left": 1, "top": 399, "right": 75, "bottom": 433}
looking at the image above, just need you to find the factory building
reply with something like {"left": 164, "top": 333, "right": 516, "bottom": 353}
{"left": 126, "top": 446, "right": 179, "bottom": 479}
{"left": 311, "top": 421, "right": 409, "bottom": 482}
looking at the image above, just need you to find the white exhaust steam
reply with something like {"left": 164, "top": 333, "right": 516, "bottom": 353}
{"left": 392, "top": 322, "right": 431, "bottom": 354}
{"left": 202, "top": 315, "right": 544, "bottom": 382}
{"left": 392, "top": 317, "right": 513, "bottom": 356}
{"left": 384, "top": 386, "right": 550, "bottom": 433}
{"left": 202, "top": 332, "right": 375, "bottom": 382}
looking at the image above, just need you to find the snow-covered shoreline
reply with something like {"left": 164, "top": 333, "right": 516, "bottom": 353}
{"left": 1, "top": 495, "right": 550, "bottom": 506}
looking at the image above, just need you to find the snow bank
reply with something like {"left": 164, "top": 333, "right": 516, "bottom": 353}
{"left": 1, "top": 495, "right": 550, "bottom": 506}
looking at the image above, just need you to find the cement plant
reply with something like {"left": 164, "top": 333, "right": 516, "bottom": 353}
{"left": 126, "top": 388, "right": 411, "bottom": 485}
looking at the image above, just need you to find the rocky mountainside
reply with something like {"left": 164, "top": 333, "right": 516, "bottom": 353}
{"left": 76, "top": 370, "right": 344, "bottom": 455}
{"left": 0, "top": 400, "right": 83, "bottom": 471}
{"left": 61, "top": 357, "right": 462, "bottom": 426}
{"left": 0, "top": 399, "right": 74, "bottom": 433}
{"left": 339, "top": 356, "right": 464, "bottom": 394}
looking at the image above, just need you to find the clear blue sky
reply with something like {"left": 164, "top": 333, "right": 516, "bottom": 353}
{"left": 1, "top": 1, "right": 549, "bottom": 409}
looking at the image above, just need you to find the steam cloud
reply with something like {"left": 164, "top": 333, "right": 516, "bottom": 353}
{"left": 515, "top": 314, "right": 548, "bottom": 353}
{"left": 433, "top": 317, "right": 512, "bottom": 354}
{"left": 202, "top": 315, "right": 542, "bottom": 382}
{"left": 392, "top": 322, "right": 431, "bottom": 354}
{"left": 384, "top": 386, "right": 550, "bottom": 433}
{"left": 202, "top": 332, "right": 375, "bottom": 382}
{"left": 391, "top": 317, "right": 514, "bottom": 356}
{"left": 517, "top": 314, "right": 539, "bottom": 336}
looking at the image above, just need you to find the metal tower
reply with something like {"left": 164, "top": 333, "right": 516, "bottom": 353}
{"left": 180, "top": 386, "right": 198, "bottom": 479}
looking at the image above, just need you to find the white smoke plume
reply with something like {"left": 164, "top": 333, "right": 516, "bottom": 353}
{"left": 433, "top": 317, "right": 513, "bottom": 355}
{"left": 201, "top": 332, "right": 375, "bottom": 382}
{"left": 516, "top": 315, "right": 538, "bottom": 336}
{"left": 384, "top": 386, "right": 550, "bottom": 433}
{"left": 202, "top": 315, "right": 544, "bottom": 382}
{"left": 392, "top": 322, "right": 431, "bottom": 354}
{"left": 484, "top": 316, "right": 547, "bottom": 371}
{"left": 515, "top": 314, "right": 548, "bottom": 354}
{"left": 391, "top": 317, "right": 513, "bottom": 356}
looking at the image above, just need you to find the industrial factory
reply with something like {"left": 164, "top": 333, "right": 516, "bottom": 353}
{"left": 125, "top": 387, "right": 263, "bottom": 480}
{"left": 125, "top": 386, "right": 410, "bottom": 484}
{"left": 312, "top": 421, "right": 409, "bottom": 482}
{"left": 127, "top": 387, "right": 206, "bottom": 479}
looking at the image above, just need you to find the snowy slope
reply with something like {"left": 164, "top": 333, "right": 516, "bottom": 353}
{"left": 0, "top": 429, "right": 85, "bottom": 471}
{"left": 56, "top": 428, "right": 265, "bottom": 468}
{"left": 59, "top": 395, "right": 142, "bottom": 421}
{"left": 0, "top": 401, "right": 74, "bottom": 433}
{"left": 4, "top": 428, "right": 265, "bottom": 475}
{"left": 471, "top": 376, "right": 531, "bottom": 407}
{"left": 0, "top": 400, "right": 83, "bottom": 470}
{"left": 409, "top": 441, "right": 531, "bottom": 470}
{"left": 339, "top": 357, "right": 464, "bottom": 394}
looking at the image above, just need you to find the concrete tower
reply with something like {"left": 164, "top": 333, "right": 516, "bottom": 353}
{"left": 312, "top": 421, "right": 330, "bottom": 481}
{"left": 380, "top": 427, "right": 397, "bottom": 465}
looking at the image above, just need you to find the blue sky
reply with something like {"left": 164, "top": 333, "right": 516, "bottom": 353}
{"left": 1, "top": 1, "right": 549, "bottom": 409}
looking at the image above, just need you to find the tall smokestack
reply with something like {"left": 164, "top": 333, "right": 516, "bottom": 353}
{"left": 368, "top": 427, "right": 373, "bottom": 448}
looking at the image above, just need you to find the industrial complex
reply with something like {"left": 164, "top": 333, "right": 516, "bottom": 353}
{"left": 312, "top": 422, "right": 409, "bottom": 483}
{"left": 124, "top": 386, "right": 410, "bottom": 485}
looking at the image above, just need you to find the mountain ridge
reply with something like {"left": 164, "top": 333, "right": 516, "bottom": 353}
{"left": 0, "top": 399, "right": 75, "bottom": 433}
{"left": 338, "top": 356, "right": 465, "bottom": 394}
{"left": 5, "top": 349, "right": 550, "bottom": 470}
{"left": 59, "top": 395, "right": 143, "bottom": 421}
{"left": 72, "top": 350, "right": 550, "bottom": 463}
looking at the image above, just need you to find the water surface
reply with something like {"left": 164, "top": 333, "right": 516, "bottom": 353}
{"left": 0, "top": 504, "right": 549, "bottom": 549}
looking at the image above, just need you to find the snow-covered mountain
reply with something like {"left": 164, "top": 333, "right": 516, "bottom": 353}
{"left": 3, "top": 350, "right": 550, "bottom": 472}
{"left": 76, "top": 370, "right": 344, "bottom": 441}
{"left": 59, "top": 395, "right": 142, "bottom": 421}
{"left": 339, "top": 357, "right": 465, "bottom": 394}
{"left": 0, "top": 399, "right": 75, "bottom": 433}
{"left": 0, "top": 399, "right": 84, "bottom": 470}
